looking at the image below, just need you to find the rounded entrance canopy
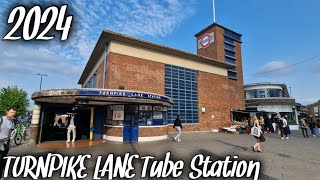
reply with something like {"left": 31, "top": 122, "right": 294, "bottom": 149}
{"left": 32, "top": 89, "right": 174, "bottom": 106}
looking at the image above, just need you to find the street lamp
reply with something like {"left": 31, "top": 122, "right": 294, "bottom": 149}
{"left": 36, "top": 73, "right": 48, "bottom": 91}
{"left": 289, "top": 87, "right": 291, "bottom": 97}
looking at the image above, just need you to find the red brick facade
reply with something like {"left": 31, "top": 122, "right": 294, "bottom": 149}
{"left": 105, "top": 126, "right": 168, "bottom": 137}
{"left": 195, "top": 24, "right": 245, "bottom": 130}
{"left": 106, "top": 52, "right": 165, "bottom": 95}
{"left": 139, "top": 126, "right": 168, "bottom": 137}
{"left": 96, "top": 61, "right": 104, "bottom": 88}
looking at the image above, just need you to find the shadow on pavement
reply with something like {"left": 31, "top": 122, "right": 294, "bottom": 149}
{"left": 215, "top": 139, "right": 249, "bottom": 151}
{"left": 197, "top": 149, "right": 278, "bottom": 180}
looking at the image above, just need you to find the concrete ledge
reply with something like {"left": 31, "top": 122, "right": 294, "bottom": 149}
{"left": 103, "top": 135, "right": 123, "bottom": 142}
{"left": 138, "top": 135, "right": 167, "bottom": 142}
{"left": 103, "top": 135, "right": 168, "bottom": 142}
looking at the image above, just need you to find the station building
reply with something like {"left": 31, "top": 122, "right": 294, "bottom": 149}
{"left": 30, "top": 23, "right": 245, "bottom": 143}
{"left": 244, "top": 82, "right": 299, "bottom": 129}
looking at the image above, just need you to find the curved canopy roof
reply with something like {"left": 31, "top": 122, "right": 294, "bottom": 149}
{"left": 32, "top": 89, "right": 173, "bottom": 107}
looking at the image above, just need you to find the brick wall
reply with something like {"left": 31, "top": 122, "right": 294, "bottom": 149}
{"left": 105, "top": 126, "right": 123, "bottom": 137}
{"left": 96, "top": 61, "right": 104, "bottom": 88}
{"left": 198, "top": 71, "right": 235, "bottom": 130}
{"left": 139, "top": 126, "right": 168, "bottom": 137}
{"left": 105, "top": 126, "right": 168, "bottom": 137}
{"left": 106, "top": 52, "right": 165, "bottom": 95}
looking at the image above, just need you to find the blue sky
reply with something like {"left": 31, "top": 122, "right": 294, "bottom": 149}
{"left": 0, "top": 0, "right": 319, "bottom": 108}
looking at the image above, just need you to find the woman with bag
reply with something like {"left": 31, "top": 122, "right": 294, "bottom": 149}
{"left": 251, "top": 116, "right": 265, "bottom": 152}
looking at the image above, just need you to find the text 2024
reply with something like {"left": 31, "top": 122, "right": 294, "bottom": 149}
{"left": 3, "top": 5, "right": 73, "bottom": 41}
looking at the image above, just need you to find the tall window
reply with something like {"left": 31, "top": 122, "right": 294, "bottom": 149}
{"left": 93, "top": 71, "right": 97, "bottom": 88}
{"left": 245, "top": 88, "right": 284, "bottom": 99}
{"left": 224, "top": 29, "right": 241, "bottom": 42}
{"left": 165, "top": 65, "right": 198, "bottom": 124}
{"left": 86, "top": 78, "right": 92, "bottom": 88}
{"left": 224, "top": 30, "right": 239, "bottom": 79}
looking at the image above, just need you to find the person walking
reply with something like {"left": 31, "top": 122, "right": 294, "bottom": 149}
{"left": 309, "top": 118, "right": 316, "bottom": 137}
{"left": 300, "top": 117, "right": 309, "bottom": 138}
{"left": 259, "top": 116, "right": 265, "bottom": 133}
{"left": 271, "top": 117, "right": 277, "bottom": 133}
{"left": 66, "top": 112, "right": 77, "bottom": 143}
{"left": 173, "top": 115, "right": 182, "bottom": 142}
{"left": 280, "top": 117, "right": 288, "bottom": 139}
{"left": 251, "top": 116, "right": 264, "bottom": 152}
{"left": 0, "top": 107, "right": 16, "bottom": 178}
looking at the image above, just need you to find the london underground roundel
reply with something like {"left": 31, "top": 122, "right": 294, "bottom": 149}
{"left": 199, "top": 32, "right": 214, "bottom": 49}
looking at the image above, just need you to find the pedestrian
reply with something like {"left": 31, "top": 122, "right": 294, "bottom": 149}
{"left": 309, "top": 118, "right": 316, "bottom": 137}
{"left": 251, "top": 116, "right": 264, "bottom": 152}
{"left": 271, "top": 118, "right": 277, "bottom": 133}
{"left": 265, "top": 116, "right": 271, "bottom": 133}
{"left": 259, "top": 116, "right": 265, "bottom": 133}
{"left": 280, "top": 117, "right": 289, "bottom": 139}
{"left": 0, "top": 107, "right": 16, "bottom": 178}
{"left": 300, "top": 117, "right": 309, "bottom": 138}
{"left": 316, "top": 118, "right": 320, "bottom": 136}
{"left": 173, "top": 115, "right": 182, "bottom": 142}
{"left": 284, "top": 115, "right": 291, "bottom": 136}
{"left": 66, "top": 112, "right": 77, "bottom": 143}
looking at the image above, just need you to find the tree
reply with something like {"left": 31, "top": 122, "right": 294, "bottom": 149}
{"left": 307, "top": 100, "right": 320, "bottom": 107}
{"left": 0, "top": 86, "right": 29, "bottom": 116}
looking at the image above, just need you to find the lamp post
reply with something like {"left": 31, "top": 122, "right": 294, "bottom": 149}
{"left": 289, "top": 87, "right": 291, "bottom": 97}
{"left": 36, "top": 73, "right": 48, "bottom": 91}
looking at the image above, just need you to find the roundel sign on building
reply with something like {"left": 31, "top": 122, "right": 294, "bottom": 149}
{"left": 198, "top": 32, "right": 214, "bottom": 49}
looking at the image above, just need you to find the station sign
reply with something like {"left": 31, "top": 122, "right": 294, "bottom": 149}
{"left": 198, "top": 32, "right": 214, "bottom": 49}
{"left": 78, "top": 90, "right": 173, "bottom": 104}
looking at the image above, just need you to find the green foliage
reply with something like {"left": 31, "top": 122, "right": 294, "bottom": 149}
{"left": 307, "top": 100, "right": 320, "bottom": 107}
{"left": 0, "top": 86, "right": 29, "bottom": 116}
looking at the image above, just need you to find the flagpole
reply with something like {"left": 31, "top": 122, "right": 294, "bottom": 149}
{"left": 213, "top": 0, "right": 216, "bottom": 23}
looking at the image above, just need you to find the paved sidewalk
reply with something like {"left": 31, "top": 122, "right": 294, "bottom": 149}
{"left": 5, "top": 130, "right": 320, "bottom": 180}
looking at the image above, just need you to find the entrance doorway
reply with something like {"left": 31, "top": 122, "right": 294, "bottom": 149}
{"left": 40, "top": 104, "right": 91, "bottom": 143}
{"left": 123, "top": 105, "right": 139, "bottom": 142}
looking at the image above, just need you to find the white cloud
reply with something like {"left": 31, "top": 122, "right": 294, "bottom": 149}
{"left": 0, "top": 42, "right": 83, "bottom": 85}
{"left": 256, "top": 61, "right": 295, "bottom": 76}
{"left": 65, "top": 0, "right": 196, "bottom": 61}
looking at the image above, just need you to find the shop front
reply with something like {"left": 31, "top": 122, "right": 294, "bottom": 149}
{"left": 30, "top": 89, "right": 173, "bottom": 144}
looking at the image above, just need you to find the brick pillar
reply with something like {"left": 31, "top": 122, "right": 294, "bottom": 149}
{"left": 29, "top": 103, "right": 41, "bottom": 145}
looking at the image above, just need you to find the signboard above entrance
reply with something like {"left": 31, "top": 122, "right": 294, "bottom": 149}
{"left": 198, "top": 32, "right": 214, "bottom": 49}
{"left": 78, "top": 89, "right": 173, "bottom": 104}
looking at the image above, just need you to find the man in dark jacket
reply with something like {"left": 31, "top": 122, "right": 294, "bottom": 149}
{"left": 309, "top": 118, "right": 316, "bottom": 137}
{"left": 173, "top": 115, "right": 182, "bottom": 142}
{"left": 0, "top": 107, "right": 16, "bottom": 178}
{"left": 300, "top": 118, "right": 309, "bottom": 138}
